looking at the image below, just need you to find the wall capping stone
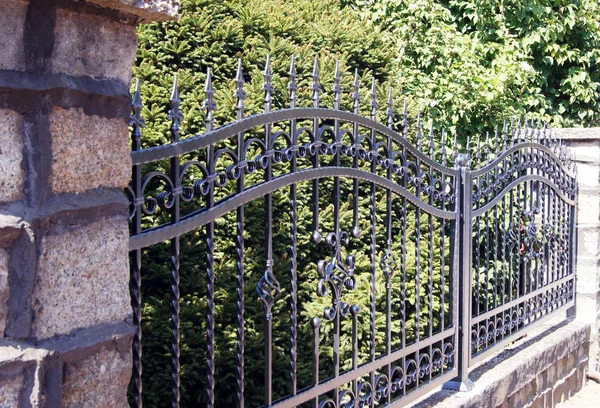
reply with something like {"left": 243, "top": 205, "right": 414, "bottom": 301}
{"left": 554, "top": 127, "right": 600, "bottom": 140}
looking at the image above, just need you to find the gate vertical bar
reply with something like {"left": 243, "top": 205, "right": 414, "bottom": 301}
{"left": 444, "top": 153, "right": 474, "bottom": 391}
{"left": 168, "top": 75, "right": 183, "bottom": 408}
{"left": 130, "top": 79, "right": 144, "bottom": 408}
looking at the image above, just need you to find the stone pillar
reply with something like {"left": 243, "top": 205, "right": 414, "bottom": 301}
{"left": 0, "top": 1, "right": 177, "bottom": 406}
{"left": 558, "top": 128, "right": 600, "bottom": 372}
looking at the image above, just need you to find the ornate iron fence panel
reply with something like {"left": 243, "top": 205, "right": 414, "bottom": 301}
{"left": 464, "top": 126, "right": 577, "bottom": 366}
{"left": 126, "top": 56, "right": 459, "bottom": 408}
{"left": 125, "top": 55, "right": 577, "bottom": 407}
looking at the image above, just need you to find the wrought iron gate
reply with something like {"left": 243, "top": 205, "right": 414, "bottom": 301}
{"left": 125, "top": 56, "right": 577, "bottom": 408}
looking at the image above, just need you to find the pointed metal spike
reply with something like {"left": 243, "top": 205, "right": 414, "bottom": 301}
{"left": 401, "top": 98, "right": 409, "bottom": 138}
{"left": 453, "top": 131, "right": 458, "bottom": 160}
{"left": 386, "top": 87, "right": 394, "bottom": 128}
{"left": 428, "top": 121, "right": 435, "bottom": 158}
{"left": 535, "top": 118, "right": 541, "bottom": 142}
{"left": 370, "top": 77, "right": 378, "bottom": 120}
{"left": 416, "top": 112, "right": 422, "bottom": 150}
{"left": 516, "top": 117, "right": 522, "bottom": 143}
{"left": 288, "top": 54, "right": 298, "bottom": 108}
{"left": 502, "top": 120, "right": 507, "bottom": 150}
{"left": 352, "top": 68, "right": 360, "bottom": 114}
{"left": 542, "top": 122, "right": 547, "bottom": 145}
{"left": 510, "top": 117, "right": 516, "bottom": 145}
{"left": 311, "top": 56, "right": 321, "bottom": 108}
{"left": 170, "top": 73, "right": 180, "bottom": 104}
{"left": 202, "top": 68, "right": 216, "bottom": 132}
{"left": 476, "top": 133, "right": 482, "bottom": 161}
{"left": 466, "top": 134, "right": 471, "bottom": 156}
{"left": 441, "top": 128, "right": 447, "bottom": 164}
{"left": 332, "top": 60, "right": 342, "bottom": 110}
{"left": 168, "top": 73, "right": 184, "bottom": 142}
{"left": 262, "top": 54, "right": 273, "bottom": 112}
{"left": 129, "top": 78, "right": 145, "bottom": 129}
{"left": 234, "top": 59, "right": 246, "bottom": 119}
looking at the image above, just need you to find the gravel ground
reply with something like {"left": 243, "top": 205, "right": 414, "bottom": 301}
{"left": 556, "top": 379, "right": 600, "bottom": 407}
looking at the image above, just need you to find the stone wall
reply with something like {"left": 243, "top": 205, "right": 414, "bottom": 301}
{"left": 558, "top": 128, "right": 600, "bottom": 371}
{"left": 0, "top": 0, "right": 178, "bottom": 406}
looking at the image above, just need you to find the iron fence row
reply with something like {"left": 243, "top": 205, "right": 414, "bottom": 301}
{"left": 126, "top": 55, "right": 577, "bottom": 408}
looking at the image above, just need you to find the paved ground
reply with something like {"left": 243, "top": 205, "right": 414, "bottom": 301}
{"left": 556, "top": 379, "right": 600, "bottom": 407}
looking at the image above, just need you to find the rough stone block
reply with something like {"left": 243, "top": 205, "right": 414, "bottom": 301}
{"left": 576, "top": 193, "right": 600, "bottom": 224}
{"left": 0, "top": 109, "right": 25, "bottom": 203}
{"left": 575, "top": 162, "right": 599, "bottom": 188}
{"left": 31, "top": 217, "right": 130, "bottom": 339}
{"left": 0, "top": 1, "right": 27, "bottom": 71}
{"left": 62, "top": 345, "right": 131, "bottom": 408}
{"left": 577, "top": 225, "right": 600, "bottom": 259}
{"left": 568, "top": 142, "right": 600, "bottom": 164}
{"left": 0, "top": 247, "right": 8, "bottom": 338}
{"left": 0, "top": 368, "right": 23, "bottom": 408}
{"left": 86, "top": 0, "right": 180, "bottom": 22}
{"left": 52, "top": 9, "right": 137, "bottom": 84}
{"left": 48, "top": 107, "right": 131, "bottom": 194}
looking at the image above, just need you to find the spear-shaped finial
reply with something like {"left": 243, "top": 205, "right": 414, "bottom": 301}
{"left": 428, "top": 121, "right": 435, "bottom": 158}
{"left": 510, "top": 117, "right": 516, "bottom": 145}
{"left": 401, "top": 98, "right": 409, "bottom": 138}
{"left": 262, "top": 54, "right": 273, "bottom": 112}
{"left": 475, "top": 133, "right": 482, "bottom": 162}
{"left": 352, "top": 69, "right": 360, "bottom": 114}
{"left": 234, "top": 59, "right": 246, "bottom": 120}
{"left": 441, "top": 128, "right": 447, "bottom": 165}
{"left": 333, "top": 60, "right": 342, "bottom": 110}
{"left": 311, "top": 56, "right": 321, "bottom": 108}
{"left": 415, "top": 112, "right": 422, "bottom": 150}
{"left": 130, "top": 79, "right": 145, "bottom": 128}
{"left": 369, "top": 77, "right": 378, "bottom": 120}
{"left": 516, "top": 117, "right": 522, "bottom": 143}
{"left": 288, "top": 54, "right": 297, "bottom": 108}
{"left": 129, "top": 78, "right": 145, "bottom": 150}
{"left": 466, "top": 134, "right": 471, "bottom": 157}
{"left": 542, "top": 121, "right": 547, "bottom": 146}
{"left": 386, "top": 87, "right": 394, "bottom": 128}
{"left": 202, "top": 68, "right": 216, "bottom": 132}
{"left": 453, "top": 131, "right": 458, "bottom": 162}
{"left": 502, "top": 120, "right": 507, "bottom": 150}
{"left": 535, "top": 118, "right": 541, "bottom": 143}
{"left": 168, "top": 73, "right": 184, "bottom": 142}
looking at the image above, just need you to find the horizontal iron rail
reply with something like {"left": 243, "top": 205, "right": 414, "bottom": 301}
{"left": 470, "top": 274, "right": 574, "bottom": 325}
{"left": 471, "top": 142, "right": 575, "bottom": 178}
{"left": 472, "top": 174, "right": 575, "bottom": 217}
{"left": 129, "top": 166, "right": 459, "bottom": 250}
{"left": 131, "top": 108, "right": 454, "bottom": 174}
{"left": 271, "top": 328, "right": 456, "bottom": 408}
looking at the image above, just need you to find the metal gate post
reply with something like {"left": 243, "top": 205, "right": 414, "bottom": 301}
{"left": 444, "top": 153, "right": 475, "bottom": 391}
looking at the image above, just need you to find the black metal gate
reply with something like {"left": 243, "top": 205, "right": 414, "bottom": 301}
{"left": 125, "top": 56, "right": 576, "bottom": 408}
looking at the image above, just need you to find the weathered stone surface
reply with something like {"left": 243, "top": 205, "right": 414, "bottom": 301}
{"left": 86, "top": 0, "right": 179, "bottom": 22}
{"left": 577, "top": 194, "right": 600, "bottom": 225}
{"left": 62, "top": 345, "right": 131, "bottom": 408}
{"left": 0, "top": 368, "right": 23, "bottom": 408}
{"left": 0, "top": 109, "right": 24, "bottom": 203}
{"left": 574, "top": 162, "right": 599, "bottom": 188}
{"left": 0, "top": 1, "right": 27, "bottom": 72}
{"left": 0, "top": 248, "right": 9, "bottom": 338}
{"left": 48, "top": 107, "right": 131, "bottom": 194}
{"left": 31, "top": 217, "right": 130, "bottom": 339}
{"left": 555, "top": 128, "right": 600, "bottom": 141}
{"left": 52, "top": 9, "right": 137, "bottom": 84}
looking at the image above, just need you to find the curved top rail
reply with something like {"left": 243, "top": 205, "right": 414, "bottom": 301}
{"left": 471, "top": 142, "right": 575, "bottom": 178}
{"left": 131, "top": 108, "right": 455, "bottom": 174}
{"left": 129, "top": 166, "right": 458, "bottom": 250}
